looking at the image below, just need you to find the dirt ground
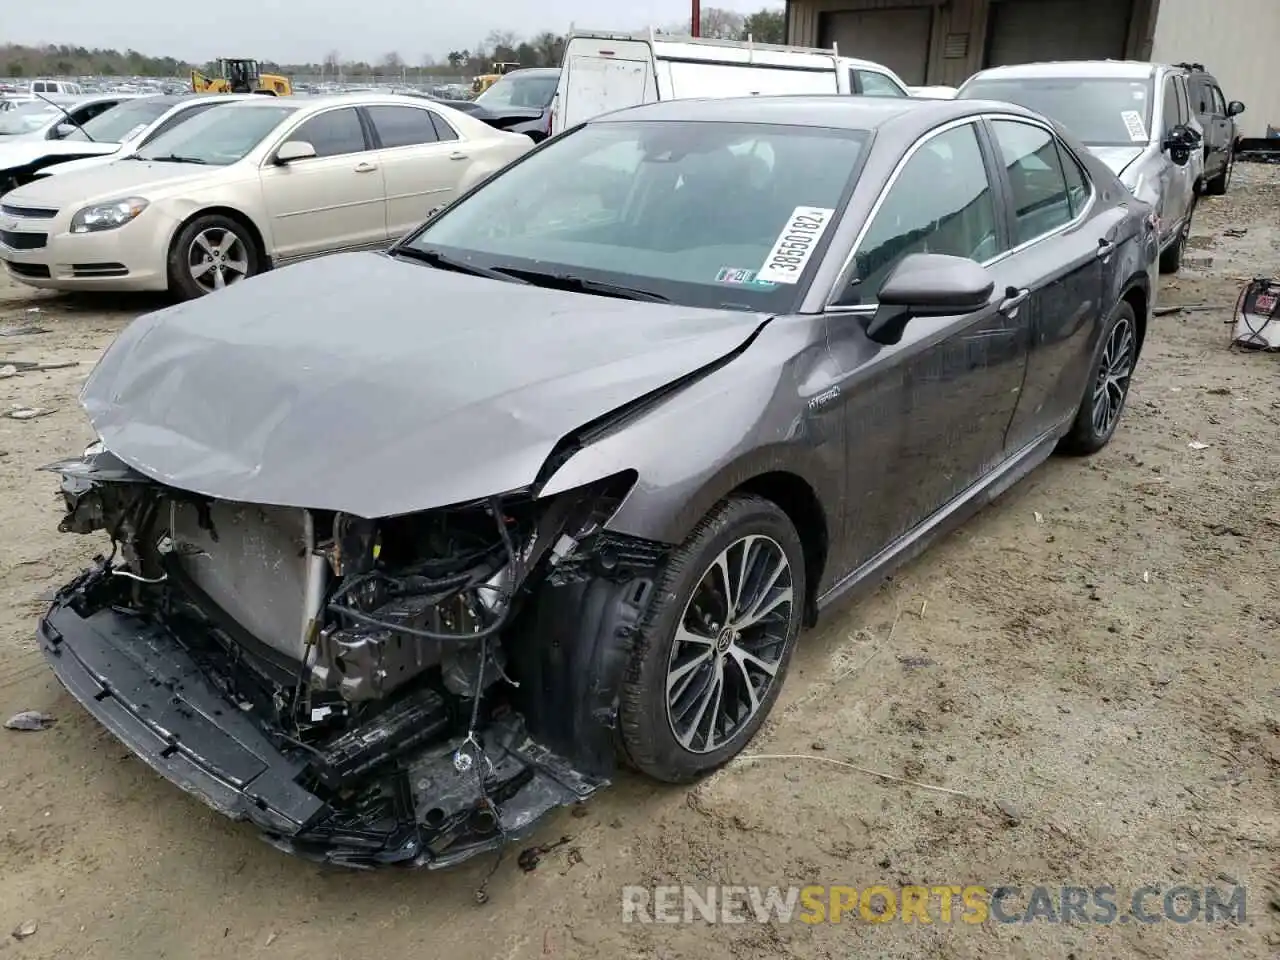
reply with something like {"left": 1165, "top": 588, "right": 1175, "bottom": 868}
{"left": 1, "top": 167, "right": 1277, "bottom": 960}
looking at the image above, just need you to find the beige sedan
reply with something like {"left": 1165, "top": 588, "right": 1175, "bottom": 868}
{"left": 0, "top": 94, "right": 534, "bottom": 298}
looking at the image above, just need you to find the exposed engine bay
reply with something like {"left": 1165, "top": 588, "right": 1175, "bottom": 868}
{"left": 39, "top": 448, "right": 665, "bottom": 869}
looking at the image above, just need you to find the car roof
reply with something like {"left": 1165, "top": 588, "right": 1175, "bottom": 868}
{"left": 501, "top": 68, "right": 559, "bottom": 78}
{"left": 967, "top": 60, "right": 1159, "bottom": 81}
{"left": 593, "top": 94, "right": 1045, "bottom": 137}
{"left": 130, "top": 94, "right": 188, "bottom": 106}
{"left": 218, "top": 92, "right": 433, "bottom": 110}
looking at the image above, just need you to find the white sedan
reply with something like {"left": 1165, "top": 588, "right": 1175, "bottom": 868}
{"left": 0, "top": 94, "right": 534, "bottom": 299}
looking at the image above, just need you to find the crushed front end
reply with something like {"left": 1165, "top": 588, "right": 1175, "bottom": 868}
{"left": 39, "top": 448, "right": 664, "bottom": 869}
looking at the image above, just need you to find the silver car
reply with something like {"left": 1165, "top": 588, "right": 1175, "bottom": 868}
{"left": 958, "top": 61, "right": 1204, "bottom": 274}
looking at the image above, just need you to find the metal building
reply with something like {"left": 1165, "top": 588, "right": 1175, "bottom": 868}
{"left": 784, "top": 0, "right": 1278, "bottom": 137}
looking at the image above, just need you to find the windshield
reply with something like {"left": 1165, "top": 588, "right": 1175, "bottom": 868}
{"left": 959, "top": 77, "right": 1155, "bottom": 146}
{"left": 0, "top": 101, "right": 59, "bottom": 135}
{"left": 61, "top": 99, "right": 172, "bottom": 143}
{"left": 401, "top": 120, "right": 867, "bottom": 311}
{"left": 134, "top": 103, "right": 296, "bottom": 165}
{"left": 476, "top": 72, "right": 559, "bottom": 110}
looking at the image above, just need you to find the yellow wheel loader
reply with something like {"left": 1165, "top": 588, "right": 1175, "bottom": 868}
{"left": 191, "top": 59, "right": 292, "bottom": 96}
{"left": 471, "top": 61, "right": 521, "bottom": 95}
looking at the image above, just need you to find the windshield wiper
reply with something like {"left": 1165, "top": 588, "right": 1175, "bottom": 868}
{"left": 392, "top": 245, "right": 529, "bottom": 284}
{"left": 146, "top": 153, "right": 208, "bottom": 164}
{"left": 486, "top": 266, "right": 671, "bottom": 303}
{"left": 32, "top": 92, "right": 94, "bottom": 142}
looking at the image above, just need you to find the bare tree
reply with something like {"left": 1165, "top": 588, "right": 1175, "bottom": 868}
{"left": 700, "top": 7, "right": 747, "bottom": 40}
{"left": 484, "top": 30, "right": 519, "bottom": 52}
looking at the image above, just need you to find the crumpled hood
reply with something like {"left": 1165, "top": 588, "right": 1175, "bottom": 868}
{"left": 82, "top": 251, "right": 766, "bottom": 517}
{"left": 1086, "top": 146, "right": 1145, "bottom": 179}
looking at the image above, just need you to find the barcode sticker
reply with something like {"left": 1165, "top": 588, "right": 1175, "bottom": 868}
{"left": 757, "top": 207, "right": 836, "bottom": 285}
{"left": 1121, "top": 110, "right": 1149, "bottom": 143}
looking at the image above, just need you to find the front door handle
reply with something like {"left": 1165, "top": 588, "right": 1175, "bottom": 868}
{"left": 999, "top": 287, "right": 1030, "bottom": 316}
{"left": 449, "top": 151, "right": 469, "bottom": 161}
{"left": 354, "top": 161, "right": 378, "bottom": 173}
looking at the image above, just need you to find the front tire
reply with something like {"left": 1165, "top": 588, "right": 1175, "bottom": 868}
{"left": 1059, "top": 300, "right": 1137, "bottom": 456}
{"left": 618, "top": 495, "right": 805, "bottom": 783}
{"left": 166, "top": 214, "right": 259, "bottom": 300}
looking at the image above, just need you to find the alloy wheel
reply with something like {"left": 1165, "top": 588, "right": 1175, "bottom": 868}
{"left": 1092, "top": 316, "right": 1135, "bottom": 438}
{"left": 665, "top": 534, "right": 794, "bottom": 754}
{"left": 188, "top": 227, "right": 249, "bottom": 294}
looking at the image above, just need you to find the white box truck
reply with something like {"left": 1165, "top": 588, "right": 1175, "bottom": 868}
{"left": 550, "top": 30, "right": 910, "bottom": 135}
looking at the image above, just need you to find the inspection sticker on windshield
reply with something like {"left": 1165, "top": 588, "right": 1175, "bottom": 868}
{"left": 757, "top": 207, "right": 836, "bottom": 284}
{"left": 716, "top": 267, "right": 776, "bottom": 288}
{"left": 1121, "top": 110, "right": 1148, "bottom": 142}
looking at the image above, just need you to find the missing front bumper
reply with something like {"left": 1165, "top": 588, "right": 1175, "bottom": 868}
{"left": 38, "top": 586, "right": 607, "bottom": 869}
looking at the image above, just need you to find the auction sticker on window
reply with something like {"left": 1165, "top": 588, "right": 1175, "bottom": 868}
{"left": 757, "top": 206, "right": 836, "bottom": 284}
{"left": 1121, "top": 110, "right": 1148, "bottom": 143}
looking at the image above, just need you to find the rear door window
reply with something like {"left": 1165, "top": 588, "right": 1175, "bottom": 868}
{"left": 1057, "top": 144, "right": 1092, "bottom": 217}
{"left": 990, "top": 120, "right": 1075, "bottom": 245}
{"left": 366, "top": 105, "right": 440, "bottom": 148}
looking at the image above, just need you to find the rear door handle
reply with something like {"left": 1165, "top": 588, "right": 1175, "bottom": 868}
{"left": 449, "top": 151, "right": 469, "bottom": 161}
{"left": 1096, "top": 238, "right": 1117, "bottom": 259}
{"left": 999, "top": 287, "right": 1030, "bottom": 315}
{"left": 354, "top": 161, "right": 378, "bottom": 173}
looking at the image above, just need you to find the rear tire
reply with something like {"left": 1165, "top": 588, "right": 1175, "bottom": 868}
{"left": 618, "top": 495, "right": 805, "bottom": 784}
{"left": 166, "top": 214, "right": 260, "bottom": 301}
{"left": 1059, "top": 301, "right": 1138, "bottom": 456}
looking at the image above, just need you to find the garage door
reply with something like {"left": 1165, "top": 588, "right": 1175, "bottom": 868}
{"left": 818, "top": 7, "right": 933, "bottom": 86}
{"left": 985, "top": 0, "right": 1134, "bottom": 67}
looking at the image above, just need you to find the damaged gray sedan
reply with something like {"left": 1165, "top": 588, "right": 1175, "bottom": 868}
{"left": 39, "top": 96, "right": 1155, "bottom": 869}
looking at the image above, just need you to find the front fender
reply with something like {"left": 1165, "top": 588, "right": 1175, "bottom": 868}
{"left": 539, "top": 314, "right": 844, "bottom": 568}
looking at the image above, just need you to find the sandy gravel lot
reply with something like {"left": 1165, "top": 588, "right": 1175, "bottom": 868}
{"left": 0, "top": 167, "right": 1277, "bottom": 959}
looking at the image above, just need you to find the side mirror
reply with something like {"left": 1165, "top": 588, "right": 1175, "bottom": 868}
{"left": 863, "top": 253, "right": 995, "bottom": 346}
{"left": 1162, "top": 125, "right": 1198, "bottom": 164}
{"left": 52, "top": 123, "right": 76, "bottom": 139}
{"left": 1227, "top": 100, "right": 1245, "bottom": 117}
{"left": 274, "top": 140, "right": 316, "bottom": 164}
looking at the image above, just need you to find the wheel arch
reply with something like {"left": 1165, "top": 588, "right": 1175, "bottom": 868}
{"left": 1119, "top": 276, "right": 1149, "bottom": 358}
{"left": 731, "top": 471, "right": 829, "bottom": 627}
{"left": 168, "top": 206, "right": 270, "bottom": 272}
{"left": 609, "top": 450, "right": 835, "bottom": 629}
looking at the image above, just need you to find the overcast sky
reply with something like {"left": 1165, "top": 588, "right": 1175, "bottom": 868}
{"left": 9, "top": 0, "right": 776, "bottom": 64}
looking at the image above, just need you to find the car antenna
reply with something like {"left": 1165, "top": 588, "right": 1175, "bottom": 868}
{"left": 30, "top": 91, "right": 95, "bottom": 142}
